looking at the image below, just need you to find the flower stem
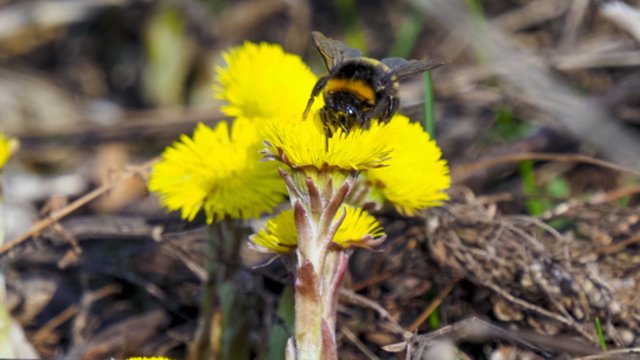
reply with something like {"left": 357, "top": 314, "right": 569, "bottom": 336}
{"left": 282, "top": 170, "right": 354, "bottom": 360}
{"left": 187, "top": 223, "right": 220, "bottom": 360}
{"left": 188, "top": 220, "right": 250, "bottom": 360}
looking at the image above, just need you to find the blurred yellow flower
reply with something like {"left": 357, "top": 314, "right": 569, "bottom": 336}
{"left": 250, "top": 205, "right": 385, "bottom": 253}
{"left": 249, "top": 209, "right": 298, "bottom": 254}
{"left": 148, "top": 119, "right": 286, "bottom": 223}
{"left": 263, "top": 111, "right": 392, "bottom": 172}
{"left": 365, "top": 115, "right": 450, "bottom": 216}
{"left": 214, "top": 42, "right": 320, "bottom": 120}
{"left": 0, "top": 132, "right": 17, "bottom": 170}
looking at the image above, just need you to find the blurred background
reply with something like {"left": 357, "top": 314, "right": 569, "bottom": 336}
{"left": 2, "top": 0, "right": 640, "bottom": 358}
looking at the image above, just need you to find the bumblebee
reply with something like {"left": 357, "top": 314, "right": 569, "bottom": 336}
{"left": 303, "top": 31, "right": 442, "bottom": 141}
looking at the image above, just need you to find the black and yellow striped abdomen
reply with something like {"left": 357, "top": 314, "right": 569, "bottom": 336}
{"left": 325, "top": 78, "right": 376, "bottom": 105}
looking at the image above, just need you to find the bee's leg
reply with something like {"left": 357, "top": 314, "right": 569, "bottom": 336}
{"left": 321, "top": 107, "right": 332, "bottom": 151}
{"left": 386, "top": 97, "right": 399, "bottom": 121}
{"left": 303, "top": 76, "right": 329, "bottom": 120}
{"left": 324, "top": 122, "right": 332, "bottom": 151}
{"left": 356, "top": 107, "right": 372, "bottom": 129}
{"left": 360, "top": 114, "right": 372, "bottom": 129}
{"left": 324, "top": 131, "right": 329, "bottom": 151}
{"left": 371, "top": 96, "right": 399, "bottom": 123}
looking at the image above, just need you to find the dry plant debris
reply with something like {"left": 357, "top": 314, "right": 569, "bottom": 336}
{"left": 2, "top": 0, "right": 640, "bottom": 358}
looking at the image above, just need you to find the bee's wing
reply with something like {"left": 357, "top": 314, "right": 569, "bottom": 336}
{"left": 311, "top": 31, "right": 363, "bottom": 69}
{"left": 381, "top": 57, "right": 444, "bottom": 80}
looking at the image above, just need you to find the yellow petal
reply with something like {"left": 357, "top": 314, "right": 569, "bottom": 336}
{"left": 0, "top": 132, "right": 17, "bottom": 170}
{"left": 148, "top": 119, "right": 287, "bottom": 223}
{"left": 214, "top": 42, "right": 320, "bottom": 120}
{"left": 250, "top": 205, "right": 385, "bottom": 253}
{"left": 264, "top": 111, "right": 392, "bottom": 172}
{"left": 365, "top": 115, "right": 450, "bottom": 215}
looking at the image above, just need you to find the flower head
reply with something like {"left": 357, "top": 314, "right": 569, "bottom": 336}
{"left": 148, "top": 119, "right": 287, "bottom": 223}
{"left": 214, "top": 42, "right": 406, "bottom": 175}
{"left": 214, "top": 42, "right": 320, "bottom": 120}
{"left": 249, "top": 209, "right": 298, "bottom": 254}
{"left": 250, "top": 205, "right": 385, "bottom": 253}
{"left": 263, "top": 112, "right": 392, "bottom": 172}
{"left": 0, "top": 132, "right": 17, "bottom": 170}
{"left": 364, "top": 115, "right": 450, "bottom": 215}
{"left": 333, "top": 205, "right": 386, "bottom": 248}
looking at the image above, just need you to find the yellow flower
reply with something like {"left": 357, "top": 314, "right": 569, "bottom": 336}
{"left": 212, "top": 41, "right": 450, "bottom": 217}
{"left": 250, "top": 205, "right": 385, "bottom": 253}
{"left": 263, "top": 111, "right": 392, "bottom": 172}
{"left": 249, "top": 209, "right": 298, "bottom": 254}
{"left": 214, "top": 41, "right": 394, "bottom": 173}
{"left": 148, "top": 119, "right": 287, "bottom": 223}
{"left": 0, "top": 132, "right": 17, "bottom": 170}
{"left": 214, "top": 42, "right": 320, "bottom": 120}
{"left": 365, "top": 115, "right": 450, "bottom": 216}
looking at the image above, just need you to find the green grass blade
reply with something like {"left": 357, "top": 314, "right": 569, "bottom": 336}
{"left": 595, "top": 317, "right": 607, "bottom": 351}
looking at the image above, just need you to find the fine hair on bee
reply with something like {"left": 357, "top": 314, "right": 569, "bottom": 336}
{"left": 302, "top": 31, "right": 443, "bottom": 147}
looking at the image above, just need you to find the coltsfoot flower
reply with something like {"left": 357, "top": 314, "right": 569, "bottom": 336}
{"left": 213, "top": 41, "right": 450, "bottom": 217}
{"left": 214, "top": 42, "right": 321, "bottom": 120}
{"left": 263, "top": 111, "right": 392, "bottom": 172}
{"left": 221, "top": 39, "right": 450, "bottom": 360}
{"left": 365, "top": 115, "right": 450, "bottom": 215}
{"left": 148, "top": 118, "right": 287, "bottom": 223}
{"left": 215, "top": 42, "right": 394, "bottom": 174}
{"left": 250, "top": 205, "right": 385, "bottom": 254}
{"left": 249, "top": 208, "right": 298, "bottom": 254}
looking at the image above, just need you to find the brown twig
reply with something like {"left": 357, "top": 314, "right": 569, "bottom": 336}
{"left": 590, "top": 233, "right": 640, "bottom": 257}
{"left": 559, "top": 0, "right": 589, "bottom": 49}
{"left": 572, "top": 347, "right": 640, "bottom": 360}
{"left": 407, "top": 278, "right": 459, "bottom": 332}
{"left": 484, "top": 281, "right": 598, "bottom": 344}
{"left": 540, "top": 184, "right": 640, "bottom": 221}
{"left": 394, "top": 317, "right": 598, "bottom": 359}
{"left": 31, "top": 283, "right": 121, "bottom": 344}
{"left": 588, "top": 185, "right": 640, "bottom": 205}
{"left": 339, "top": 289, "right": 412, "bottom": 338}
{"left": 349, "top": 272, "right": 394, "bottom": 292}
{"left": 0, "top": 159, "right": 156, "bottom": 257}
{"left": 340, "top": 327, "right": 380, "bottom": 360}
{"left": 16, "top": 106, "right": 224, "bottom": 151}
{"left": 452, "top": 152, "right": 640, "bottom": 184}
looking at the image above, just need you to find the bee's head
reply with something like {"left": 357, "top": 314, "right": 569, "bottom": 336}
{"left": 323, "top": 92, "right": 365, "bottom": 131}
{"left": 332, "top": 103, "right": 358, "bottom": 120}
